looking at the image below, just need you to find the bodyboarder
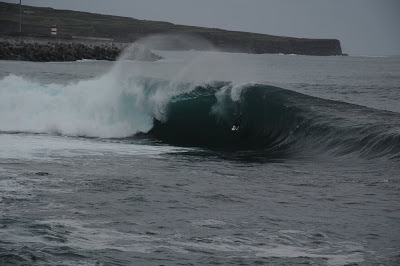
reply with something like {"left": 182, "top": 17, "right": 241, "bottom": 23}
{"left": 232, "top": 112, "right": 242, "bottom": 131}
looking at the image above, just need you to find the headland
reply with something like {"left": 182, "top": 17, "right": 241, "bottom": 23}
{"left": 0, "top": 2, "right": 344, "bottom": 62}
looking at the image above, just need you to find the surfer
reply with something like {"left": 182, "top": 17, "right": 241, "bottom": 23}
{"left": 232, "top": 112, "right": 242, "bottom": 131}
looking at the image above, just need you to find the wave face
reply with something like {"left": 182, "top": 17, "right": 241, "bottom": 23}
{"left": 1, "top": 72, "right": 399, "bottom": 159}
{"left": 149, "top": 82, "right": 400, "bottom": 160}
{"left": 150, "top": 83, "right": 303, "bottom": 150}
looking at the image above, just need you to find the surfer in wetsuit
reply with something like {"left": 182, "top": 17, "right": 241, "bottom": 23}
{"left": 232, "top": 112, "right": 242, "bottom": 130}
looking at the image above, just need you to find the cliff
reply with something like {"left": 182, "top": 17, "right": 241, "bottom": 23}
{"left": 0, "top": 2, "right": 343, "bottom": 56}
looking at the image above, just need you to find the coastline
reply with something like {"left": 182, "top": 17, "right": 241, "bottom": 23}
{"left": 0, "top": 2, "right": 344, "bottom": 58}
{"left": 0, "top": 35, "right": 162, "bottom": 62}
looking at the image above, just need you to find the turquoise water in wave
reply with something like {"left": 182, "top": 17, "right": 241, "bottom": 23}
{"left": 0, "top": 51, "right": 399, "bottom": 265}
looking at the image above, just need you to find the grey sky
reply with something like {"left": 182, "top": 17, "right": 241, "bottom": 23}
{"left": 5, "top": 0, "right": 400, "bottom": 55}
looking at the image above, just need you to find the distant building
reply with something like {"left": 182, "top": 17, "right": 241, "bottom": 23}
{"left": 51, "top": 25, "right": 57, "bottom": 35}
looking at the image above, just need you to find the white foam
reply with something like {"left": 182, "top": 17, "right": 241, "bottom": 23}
{"left": 0, "top": 72, "right": 155, "bottom": 138}
{"left": 191, "top": 219, "right": 227, "bottom": 227}
{"left": 0, "top": 134, "right": 188, "bottom": 161}
{"left": 254, "top": 243, "right": 364, "bottom": 266}
{"left": 2, "top": 215, "right": 366, "bottom": 266}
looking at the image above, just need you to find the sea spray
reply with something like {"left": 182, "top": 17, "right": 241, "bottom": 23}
{"left": 0, "top": 73, "right": 153, "bottom": 137}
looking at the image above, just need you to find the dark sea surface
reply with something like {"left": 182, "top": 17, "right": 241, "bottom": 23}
{"left": 0, "top": 50, "right": 399, "bottom": 265}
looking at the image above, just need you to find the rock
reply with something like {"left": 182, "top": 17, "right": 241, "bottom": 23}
{"left": 0, "top": 38, "right": 163, "bottom": 62}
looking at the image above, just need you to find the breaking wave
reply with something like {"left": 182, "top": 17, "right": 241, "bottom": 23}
{"left": 149, "top": 82, "right": 400, "bottom": 160}
{"left": 0, "top": 70, "right": 399, "bottom": 159}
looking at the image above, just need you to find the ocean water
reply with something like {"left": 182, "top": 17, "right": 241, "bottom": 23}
{"left": 0, "top": 50, "right": 399, "bottom": 265}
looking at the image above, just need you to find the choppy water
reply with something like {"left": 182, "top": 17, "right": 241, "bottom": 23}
{"left": 0, "top": 49, "right": 399, "bottom": 265}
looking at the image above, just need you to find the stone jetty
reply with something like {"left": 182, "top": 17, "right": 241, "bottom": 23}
{"left": 0, "top": 38, "right": 162, "bottom": 62}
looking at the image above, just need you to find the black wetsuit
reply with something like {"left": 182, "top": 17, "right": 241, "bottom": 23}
{"left": 233, "top": 113, "right": 242, "bottom": 128}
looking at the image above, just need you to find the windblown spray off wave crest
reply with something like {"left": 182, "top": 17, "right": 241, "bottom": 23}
{"left": 1, "top": 69, "right": 399, "bottom": 159}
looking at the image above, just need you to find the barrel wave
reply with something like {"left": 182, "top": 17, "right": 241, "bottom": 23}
{"left": 148, "top": 82, "right": 400, "bottom": 159}
{"left": 0, "top": 73, "right": 399, "bottom": 159}
{"left": 149, "top": 83, "right": 301, "bottom": 150}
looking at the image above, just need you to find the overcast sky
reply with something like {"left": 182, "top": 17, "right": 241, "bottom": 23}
{"left": 6, "top": 0, "right": 400, "bottom": 55}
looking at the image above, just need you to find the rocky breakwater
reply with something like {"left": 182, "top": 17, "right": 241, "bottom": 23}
{"left": 0, "top": 39, "right": 162, "bottom": 62}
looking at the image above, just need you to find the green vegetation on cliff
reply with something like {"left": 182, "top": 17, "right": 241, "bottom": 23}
{"left": 0, "top": 2, "right": 343, "bottom": 56}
